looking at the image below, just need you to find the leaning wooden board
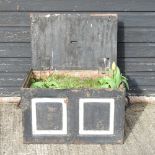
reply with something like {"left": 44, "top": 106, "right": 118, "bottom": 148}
{"left": 31, "top": 13, "right": 117, "bottom": 70}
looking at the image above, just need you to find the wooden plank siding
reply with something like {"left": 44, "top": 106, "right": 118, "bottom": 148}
{"left": 0, "top": 1, "right": 155, "bottom": 96}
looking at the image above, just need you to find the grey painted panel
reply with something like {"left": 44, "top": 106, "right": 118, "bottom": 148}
{"left": 36, "top": 102, "right": 62, "bottom": 130}
{"left": 31, "top": 13, "right": 117, "bottom": 70}
{"left": 1, "top": 0, "right": 155, "bottom": 11}
{"left": 84, "top": 102, "right": 110, "bottom": 130}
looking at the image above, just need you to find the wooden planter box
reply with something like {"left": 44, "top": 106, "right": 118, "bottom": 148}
{"left": 20, "top": 13, "right": 124, "bottom": 144}
{"left": 21, "top": 70, "right": 125, "bottom": 144}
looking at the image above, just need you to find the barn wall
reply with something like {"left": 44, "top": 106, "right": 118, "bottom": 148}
{"left": 0, "top": 0, "right": 155, "bottom": 96}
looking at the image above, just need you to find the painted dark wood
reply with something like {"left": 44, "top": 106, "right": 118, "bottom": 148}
{"left": 2, "top": 27, "right": 155, "bottom": 43}
{"left": 84, "top": 102, "right": 110, "bottom": 130}
{"left": 1, "top": 12, "right": 155, "bottom": 27}
{"left": 0, "top": 58, "right": 31, "bottom": 72}
{"left": 118, "top": 58, "right": 155, "bottom": 72}
{"left": 0, "top": 73, "right": 26, "bottom": 87}
{"left": 21, "top": 86, "right": 125, "bottom": 144}
{"left": 0, "top": 12, "right": 30, "bottom": 27}
{"left": 0, "top": 87, "right": 21, "bottom": 97}
{"left": 1, "top": 0, "right": 155, "bottom": 12}
{"left": 118, "top": 43, "right": 155, "bottom": 58}
{"left": 1, "top": 42, "right": 155, "bottom": 58}
{"left": 0, "top": 43, "right": 31, "bottom": 58}
{"left": 0, "top": 27, "right": 30, "bottom": 43}
{"left": 31, "top": 13, "right": 117, "bottom": 70}
{"left": 2, "top": 57, "right": 155, "bottom": 73}
{"left": 36, "top": 102, "right": 63, "bottom": 130}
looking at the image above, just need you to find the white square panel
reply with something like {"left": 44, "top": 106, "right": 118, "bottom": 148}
{"left": 79, "top": 98, "right": 115, "bottom": 135}
{"left": 31, "top": 98, "right": 67, "bottom": 135}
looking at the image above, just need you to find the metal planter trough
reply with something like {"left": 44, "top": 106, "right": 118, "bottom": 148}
{"left": 21, "top": 13, "right": 126, "bottom": 144}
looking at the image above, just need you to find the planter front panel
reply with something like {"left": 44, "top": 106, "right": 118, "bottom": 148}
{"left": 21, "top": 89, "right": 125, "bottom": 144}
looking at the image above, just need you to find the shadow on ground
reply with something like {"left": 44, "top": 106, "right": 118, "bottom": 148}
{"left": 124, "top": 103, "right": 147, "bottom": 142}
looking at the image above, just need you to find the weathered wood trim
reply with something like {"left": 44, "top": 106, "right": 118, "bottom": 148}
{"left": 1, "top": 0, "right": 155, "bottom": 11}
{"left": 1, "top": 12, "right": 155, "bottom": 27}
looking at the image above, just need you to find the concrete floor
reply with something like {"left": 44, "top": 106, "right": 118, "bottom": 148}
{"left": 0, "top": 103, "right": 155, "bottom": 155}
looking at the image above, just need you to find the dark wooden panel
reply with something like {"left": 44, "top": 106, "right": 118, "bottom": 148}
{"left": 21, "top": 88, "right": 125, "bottom": 144}
{"left": 0, "top": 58, "right": 31, "bottom": 72}
{"left": 1, "top": 0, "right": 155, "bottom": 11}
{"left": 0, "top": 27, "right": 30, "bottom": 42}
{"left": 118, "top": 43, "right": 155, "bottom": 58}
{"left": 118, "top": 28, "right": 155, "bottom": 43}
{"left": 118, "top": 58, "right": 155, "bottom": 72}
{"left": 31, "top": 13, "right": 117, "bottom": 70}
{"left": 125, "top": 73, "right": 155, "bottom": 86}
{"left": 0, "top": 87, "right": 20, "bottom": 97}
{"left": 128, "top": 86, "right": 155, "bottom": 96}
{"left": 0, "top": 73, "right": 26, "bottom": 87}
{"left": 1, "top": 12, "right": 155, "bottom": 27}
{"left": 1, "top": 56, "right": 155, "bottom": 74}
{"left": 1, "top": 42, "right": 155, "bottom": 58}
{"left": 117, "top": 12, "right": 155, "bottom": 27}
{"left": 1, "top": 27, "right": 155, "bottom": 43}
{"left": 0, "top": 12, "right": 30, "bottom": 27}
{"left": 0, "top": 43, "right": 31, "bottom": 57}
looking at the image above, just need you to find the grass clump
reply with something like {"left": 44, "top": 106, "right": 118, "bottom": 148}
{"left": 30, "top": 62, "right": 129, "bottom": 90}
{"left": 31, "top": 74, "right": 101, "bottom": 89}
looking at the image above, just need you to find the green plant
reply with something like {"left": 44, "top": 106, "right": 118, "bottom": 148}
{"left": 98, "top": 62, "right": 129, "bottom": 89}
{"left": 30, "top": 62, "right": 129, "bottom": 90}
{"left": 31, "top": 74, "right": 100, "bottom": 89}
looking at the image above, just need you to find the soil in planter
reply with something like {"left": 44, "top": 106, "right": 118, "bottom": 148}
{"left": 30, "top": 74, "right": 104, "bottom": 89}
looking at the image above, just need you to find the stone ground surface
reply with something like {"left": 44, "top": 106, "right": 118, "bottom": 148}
{"left": 0, "top": 103, "right": 155, "bottom": 155}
